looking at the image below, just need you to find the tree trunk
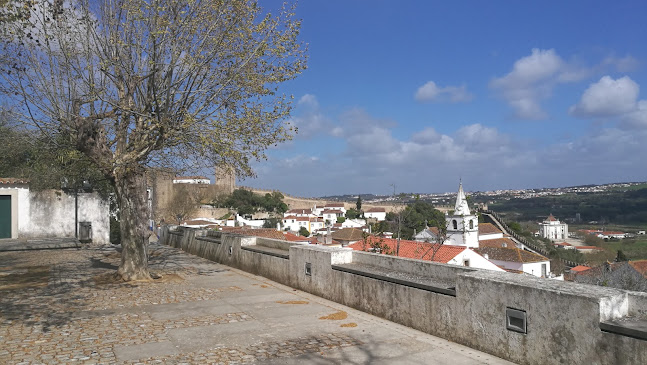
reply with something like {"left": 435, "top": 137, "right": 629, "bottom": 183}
{"left": 115, "top": 170, "right": 152, "bottom": 281}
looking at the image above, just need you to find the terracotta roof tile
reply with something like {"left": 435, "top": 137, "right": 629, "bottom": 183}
{"left": 570, "top": 265, "right": 591, "bottom": 273}
{"left": 478, "top": 237, "right": 516, "bottom": 248}
{"left": 478, "top": 223, "right": 502, "bottom": 235}
{"left": 473, "top": 247, "right": 548, "bottom": 263}
{"left": 629, "top": 260, "right": 647, "bottom": 277}
{"left": 348, "top": 237, "right": 467, "bottom": 264}
{"left": 0, "top": 177, "right": 29, "bottom": 184}
{"left": 331, "top": 228, "right": 365, "bottom": 241}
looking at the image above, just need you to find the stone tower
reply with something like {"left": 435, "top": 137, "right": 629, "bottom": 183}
{"left": 214, "top": 165, "right": 235, "bottom": 194}
{"left": 445, "top": 181, "right": 479, "bottom": 248}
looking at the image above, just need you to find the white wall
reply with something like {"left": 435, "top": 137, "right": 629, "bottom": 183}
{"left": 448, "top": 250, "right": 505, "bottom": 271}
{"left": 1, "top": 187, "right": 109, "bottom": 244}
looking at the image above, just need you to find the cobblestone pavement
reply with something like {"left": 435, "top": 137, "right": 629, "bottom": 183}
{"left": 0, "top": 246, "right": 363, "bottom": 364}
{"left": 0, "top": 244, "right": 514, "bottom": 365}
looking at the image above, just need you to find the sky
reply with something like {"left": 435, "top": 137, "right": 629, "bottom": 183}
{"left": 239, "top": 1, "right": 647, "bottom": 197}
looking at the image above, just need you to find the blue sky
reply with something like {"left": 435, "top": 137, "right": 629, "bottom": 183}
{"left": 240, "top": 1, "right": 647, "bottom": 197}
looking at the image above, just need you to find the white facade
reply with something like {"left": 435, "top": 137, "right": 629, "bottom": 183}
{"left": 235, "top": 215, "right": 265, "bottom": 228}
{"left": 445, "top": 182, "right": 479, "bottom": 248}
{"left": 538, "top": 214, "right": 568, "bottom": 241}
{"left": 0, "top": 183, "right": 109, "bottom": 244}
{"left": 172, "top": 176, "right": 210, "bottom": 184}
{"left": 447, "top": 249, "right": 505, "bottom": 272}
{"left": 364, "top": 208, "right": 386, "bottom": 221}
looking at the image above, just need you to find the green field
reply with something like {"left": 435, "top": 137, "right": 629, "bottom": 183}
{"left": 599, "top": 238, "right": 647, "bottom": 261}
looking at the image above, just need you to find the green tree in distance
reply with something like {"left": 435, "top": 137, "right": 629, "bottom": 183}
{"left": 1, "top": 0, "right": 307, "bottom": 280}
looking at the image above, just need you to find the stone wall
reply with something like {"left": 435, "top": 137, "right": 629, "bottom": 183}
{"left": 160, "top": 227, "right": 647, "bottom": 365}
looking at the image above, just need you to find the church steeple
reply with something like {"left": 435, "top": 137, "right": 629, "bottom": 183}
{"left": 454, "top": 180, "right": 471, "bottom": 216}
{"left": 445, "top": 180, "right": 479, "bottom": 248}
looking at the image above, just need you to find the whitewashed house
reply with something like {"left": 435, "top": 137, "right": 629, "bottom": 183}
{"left": 0, "top": 178, "right": 110, "bottom": 244}
{"left": 364, "top": 207, "right": 386, "bottom": 221}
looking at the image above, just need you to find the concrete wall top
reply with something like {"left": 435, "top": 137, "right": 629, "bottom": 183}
{"left": 352, "top": 249, "right": 476, "bottom": 282}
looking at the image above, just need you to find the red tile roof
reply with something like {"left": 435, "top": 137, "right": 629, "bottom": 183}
{"left": 570, "top": 265, "right": 591, "bottom": 273}
{"left": 325, "top": 203, "right": 345, "bottom": 208}
{"left": 331, "top": 228, "right": 365, "bottom": 242}
{"left": 629, "top": 260, "right": 647, "bottom": 277}
{"left": 478, "top": 223, "right": 502, "bottom": 235}
{"left": 348, "top": 237, "right": 467, "bottom": 264}
{"left": 0, "top": 177, "right": 29, "bottom": 184}
{"left": 479, "top": 237, "right": 516, "bottom": 248}
{"left": 547, "top": 214, "right": 557, "bottom": 221}
{"left": 474, "top": 247, "right": 548, "bottom": 263}
{"left": 283, "top": 232, "right": 310, "bottom": 242}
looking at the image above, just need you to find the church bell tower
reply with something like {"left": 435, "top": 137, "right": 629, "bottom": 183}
{"left": 445, "top": 181, "right": 479, "bottom": 248}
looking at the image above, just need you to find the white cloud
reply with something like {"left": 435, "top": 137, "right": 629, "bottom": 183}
{"left": 490, "top": 48, "right": 589, "bottom": 120}
{"left": 286, "top": 94, "right": 332, "bottom": 139}
{"left": 603, "top": 55, "right": 640, "bottom": 72}
{"left": 414, "top": 81, "right": 473, "bottom": 103}
{"left": 298, "top": 94, "right": 319, "bottom": 108}
{"left": 411, "top": 127, "right": 442, "bottom": 145}
{"left": 569, "top": 76, "right": 640, "bottom": 117}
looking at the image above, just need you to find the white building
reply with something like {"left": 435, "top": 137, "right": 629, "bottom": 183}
{"left": 0, "top": 178, "right": 110, "bottom": 244}
{"left": 474, "top": 247, "right": 552, "bottom": 278}
{"left": 282, "top": 215, "right": 324, "bottom": 234}
{"left": 364, "top": 207, "right": 386, "bottom": 221}
{"left": 538, "top": 214, "right": 568, "bottom": 241}
{"left": 445, "top": 182, "right": 479, "bottom": 248}
{"left": 172, "top": 176, "right": 211, "bottom": 184}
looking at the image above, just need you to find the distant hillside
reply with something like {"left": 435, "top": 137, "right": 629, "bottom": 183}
{"left": 490, "top": 188, "right": 647, "bottom": 225}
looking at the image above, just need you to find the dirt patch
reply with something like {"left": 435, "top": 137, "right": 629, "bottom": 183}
{"left": 0, "top": 266, "right": 50, "bottom": 290}
{"left": 340, "top": 323, "right": 357, "bottom": 328}
{"left": 319, "top": 311, "right": 348, "bottom": 320}
{"left": 276, "top": 300, "right": 309, "bottom": 305}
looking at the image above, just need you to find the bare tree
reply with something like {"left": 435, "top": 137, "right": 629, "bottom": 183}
{"left": 165, "top": 184, "right": 208, "bottom": 224}
{"left": 1, "top": 0, "right": 307, "bottom": 280}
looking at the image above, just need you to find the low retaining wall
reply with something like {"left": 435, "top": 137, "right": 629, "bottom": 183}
{"left": 161, "top": 226, "right": 647, "bottom": 365}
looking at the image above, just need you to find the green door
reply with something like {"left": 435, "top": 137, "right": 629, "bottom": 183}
{"left": 0, "top": 195, "right": 11, "bottom": 238}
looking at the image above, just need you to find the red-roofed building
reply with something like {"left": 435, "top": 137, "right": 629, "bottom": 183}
{"left": 364, "top": 207, "right": 386, "bottom": 221}
{"left": 473, "top": 247, "right": 552, "bottom": 278}
{"left": 573, "top": 260, "right": 647, "bottom": 291}
{"left": 478, "top": 223, "right": 504, "bottom": 241}
{"left": 553, "top": 242, "right": 575, "bottom": 250}
{"left": 348, "top": 237, "right": 503, "bottom": 271}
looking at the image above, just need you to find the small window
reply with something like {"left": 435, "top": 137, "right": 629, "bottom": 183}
{"left": 305, "top": 262, "right": 312, "bottom": 276}
{"left": 228, "top": 246, "right": 233, "bottom": 255}
{"left": 469, "top": 220, "right": 474, "bottom": 229}
{"left": 463, "top": 259, "right": 470, "bottom": 267}
{"left": 453, "top": 220, "right": 458, "bottom": 230}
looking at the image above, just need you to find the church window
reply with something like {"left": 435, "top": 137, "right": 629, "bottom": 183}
{"left": 452, "top": 220, "right": 457, "bottom": 230}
